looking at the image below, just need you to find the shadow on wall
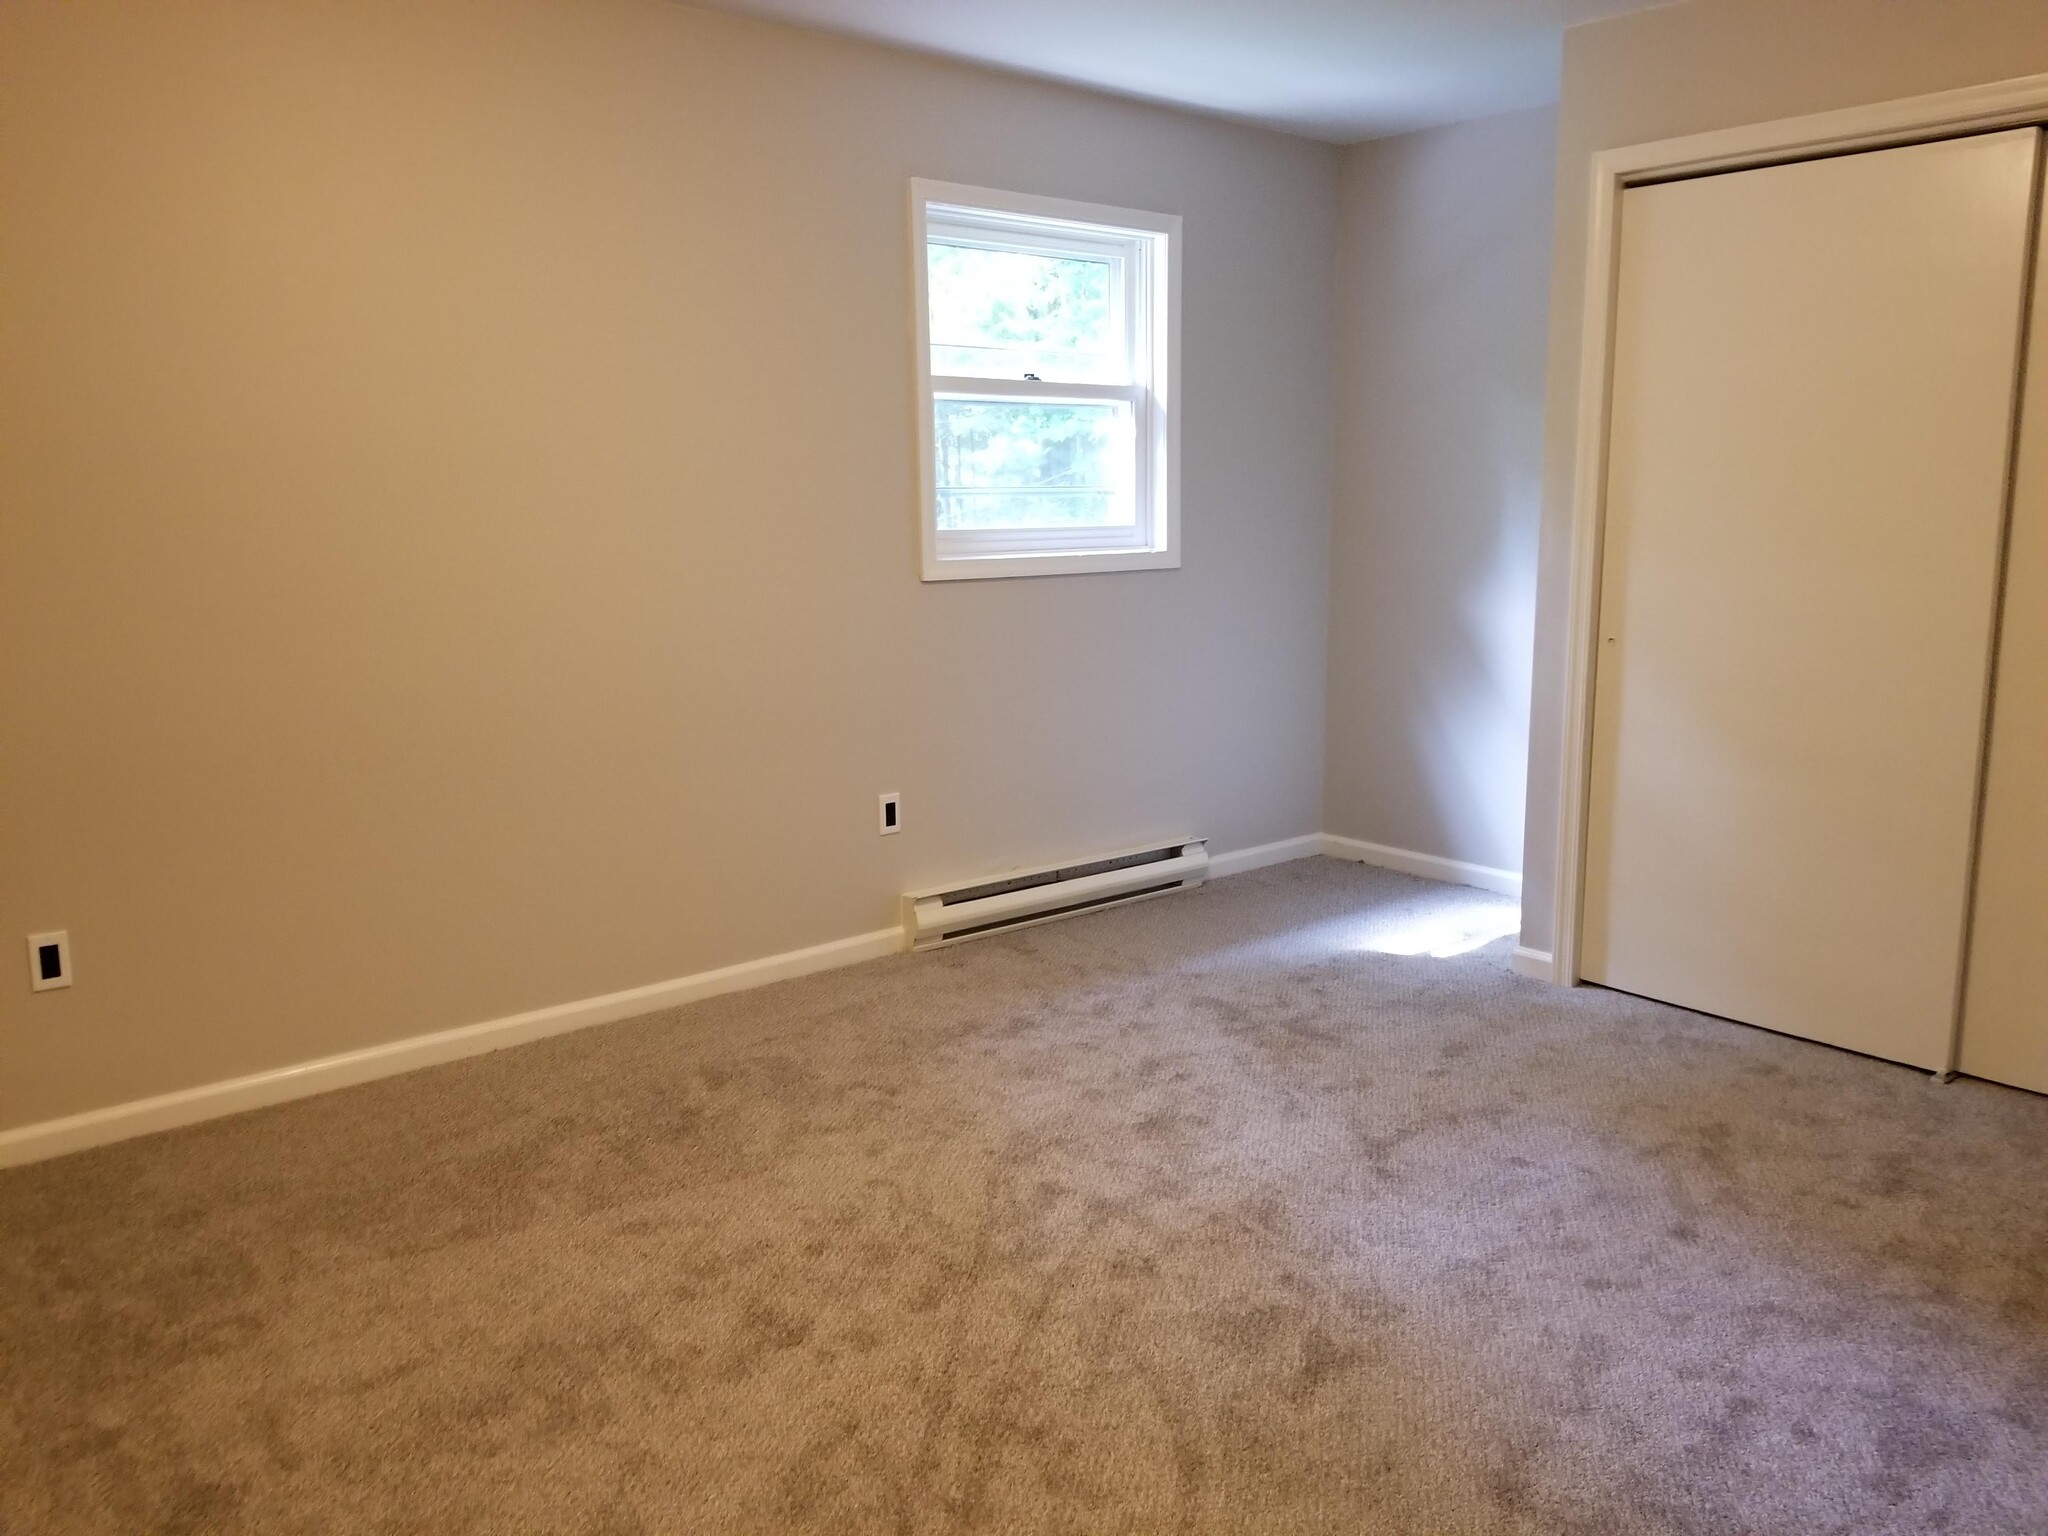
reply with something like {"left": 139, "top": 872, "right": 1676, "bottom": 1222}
{"left": 1327, "top": 105, "right": 1555, "bottom": 877}
{"left": 1414, "top": 442, "right": 1540, "bottom": 872}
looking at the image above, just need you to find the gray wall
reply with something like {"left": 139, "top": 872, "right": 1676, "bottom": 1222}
{"left": 0, "top": 0, "right": 1337, "bottom": 1129}
{"left": 1520, "top": 0, "right": 2048, "bottom": 954}
{"left": 1325, "top": 107, "right": 1557, "bottom": 877}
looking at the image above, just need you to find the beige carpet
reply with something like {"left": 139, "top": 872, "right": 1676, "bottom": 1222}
{"left": 3, "top": 858, "right": 2046, "bottom": 1534}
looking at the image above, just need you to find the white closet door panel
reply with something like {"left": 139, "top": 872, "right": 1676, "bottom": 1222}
{"left": 1582, "top": 129, "right": 2040, "bottom": 1070}
{"left": 1963, "top": 180, "right": 2048, "bottom": 1097}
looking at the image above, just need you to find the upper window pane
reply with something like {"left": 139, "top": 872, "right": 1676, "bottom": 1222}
{"left": 927, "top": 241, "right": 1120, "bottom": 382}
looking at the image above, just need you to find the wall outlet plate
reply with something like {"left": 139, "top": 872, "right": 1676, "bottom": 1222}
{"left": 28, "top": 931, "right": 71, "bottom": 992}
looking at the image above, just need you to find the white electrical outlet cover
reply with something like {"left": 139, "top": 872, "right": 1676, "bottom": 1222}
{"left": 28, "top": 931, "right": 71, "bottom": 992}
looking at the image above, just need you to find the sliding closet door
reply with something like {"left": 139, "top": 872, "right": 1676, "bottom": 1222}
{"left": 1962, "top": 178, "right": 2048, "bottom": 1096}
{"left": 1581, "top": 129, "right": 2040, "bottom": 1070}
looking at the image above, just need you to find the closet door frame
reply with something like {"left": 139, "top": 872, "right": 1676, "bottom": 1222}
{"left": 1546, "top": 70, "right": 2048, "bottom": 1068}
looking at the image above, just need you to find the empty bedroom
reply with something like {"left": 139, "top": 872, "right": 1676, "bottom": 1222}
{"left": 2, "top": 0, "right": 2045, "bottom": 1531}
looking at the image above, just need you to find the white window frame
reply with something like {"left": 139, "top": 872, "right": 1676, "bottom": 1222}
{"left": 910, "top": 179, "right": 1181, "bottom": 581}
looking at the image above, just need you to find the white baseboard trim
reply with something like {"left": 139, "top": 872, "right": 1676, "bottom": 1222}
{"left": 1319, "top": 834, "right": 1523, "bottom": 898}
{"left": 0, "top": 830, "right": 1517, "bottom": 1170}
{"left": 0, "top": 926, "right": 904, "bottom": 1171}
{"left": 1208, "top": 833, "right": 1325, "bottom": 879}
{"left": 1510, "top": 946, "right": 1556, "bottom": 983}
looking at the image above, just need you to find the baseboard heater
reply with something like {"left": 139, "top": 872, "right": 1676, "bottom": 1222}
{"left": 904, "top": 839, "right": 1209, "bottom": 951}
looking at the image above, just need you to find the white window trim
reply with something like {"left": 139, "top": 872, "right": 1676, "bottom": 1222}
{"left": 909, "top": 179, "right": 1181, "bottom": 581}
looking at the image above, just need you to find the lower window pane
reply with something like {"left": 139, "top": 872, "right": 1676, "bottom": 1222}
{"left": 934, "top": 397, "right": 1134, "bottom": 529}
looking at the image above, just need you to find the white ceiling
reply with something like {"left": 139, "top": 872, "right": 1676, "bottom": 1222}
{"left": 679, "top": 0, "right": 1674, "bottom": 142}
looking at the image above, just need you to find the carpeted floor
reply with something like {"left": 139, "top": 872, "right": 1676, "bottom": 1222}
{"left": 3, "top": 858, "right": 2046, "bottom": 1535}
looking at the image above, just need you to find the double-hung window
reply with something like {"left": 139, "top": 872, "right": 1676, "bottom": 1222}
{"left": 911, "top": 181, "right": 1179, "bottom": 580}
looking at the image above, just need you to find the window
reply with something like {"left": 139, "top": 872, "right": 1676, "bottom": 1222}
{"left": 911, "top": 180, "right": 1179, "bottom": 580}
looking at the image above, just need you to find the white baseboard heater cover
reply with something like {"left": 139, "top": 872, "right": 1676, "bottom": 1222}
{"left": 905, "top": 840, "right": 1209, "bottom": 951}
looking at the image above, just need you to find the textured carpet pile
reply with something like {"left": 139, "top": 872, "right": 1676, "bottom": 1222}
{"left": 3, "top": 859, "right": 2045, "bottom": 1533}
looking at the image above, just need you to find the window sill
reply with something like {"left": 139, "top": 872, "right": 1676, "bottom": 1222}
{"left": 921, "top": 546, "right": 1180, "bottom": 582}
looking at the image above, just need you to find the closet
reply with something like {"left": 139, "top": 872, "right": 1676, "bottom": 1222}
{"left": 1580, "top": 127, "right": 2048, "bottom": 1091}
